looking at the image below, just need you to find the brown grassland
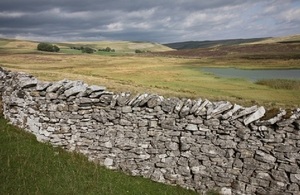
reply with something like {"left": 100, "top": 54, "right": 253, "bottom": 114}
{"left": 0, "top": 38, "right": 300, "bottom": 109}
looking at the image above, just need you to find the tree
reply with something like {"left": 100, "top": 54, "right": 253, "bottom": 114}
{"left": 98, "top": 47, "right": 115, "bottom": 52}
{"left": 53, "top": 45, "right": 60, "bottom": 52}
{"left": 135, "top": 49, "right": 143, "bottom": 53}
{"left": 37, "top": 43, "right": 60, "bottom": 52}
{"left": 82, "top": 47, "right": 94, "bottom": 54}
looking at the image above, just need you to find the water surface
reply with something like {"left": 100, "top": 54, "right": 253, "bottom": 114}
{"left": 201, "top": 67, "right": 300, "bottom": 82}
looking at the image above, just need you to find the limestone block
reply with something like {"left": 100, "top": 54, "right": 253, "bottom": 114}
{"left": 104, "top": 158, "right": 114, "bottom": 166}
{"left": 244, "top": 106, "right": 265, "bottom": 125}
{"left": 179, "top": 99, "right": 192, "bottom": 117}
{"left": 232, "top": 105, "right": 258, "bottom": 120}
{"left": 64, "top": 85, "right": 87, "bottom": 97}
{"left": 195, "top": 99, "right": 210, "bottom": 116}
{"left": 185, "top": 124, "right": 198, "bottom": 131}
{"left": 86, "top": 85, "right": 106, "bottom": 94}
{"left": 255, "top": 150, "right": 276, "bottom": 163}
{"left": 36, "top": 81, "right": 51, "bottom": 91}
{"left": 19, "top": 77, "right": 38, "bottom": 88}
{"left": 161, "top": 97, "right": 178, "bottom": 113}
{"left": 122, "top": 106, "right": 132, "bottom": 113}
{"left": 174, "top": 100, "right": 184, "bottom": 114}
{"left": 147, "top": 95, "right": 163, "bottom": 108}
{"left": 204, "top": 119, "right": 220, "bottom": 126}
{"left": 211, "top": 101, "right": 232, "bottom": 117}
{"left": 190, "top": 98, "right": 202, "bottom": 114}
{"left": 46, "top": 80, "right": 65, "bottom": 92}
{"left": 220, "top": 187, "right": 232, "bottom": 195}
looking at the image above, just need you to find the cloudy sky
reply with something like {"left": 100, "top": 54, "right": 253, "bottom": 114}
{"left": 0, "top": 0, "right": 299, "bottom": 43}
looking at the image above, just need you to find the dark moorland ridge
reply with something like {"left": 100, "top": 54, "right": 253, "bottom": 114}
{"left": 154, "top": 42, "right": 300, "bottom": 59}
{"left": 164, "top": 37, "right": 270, "bottom": 50}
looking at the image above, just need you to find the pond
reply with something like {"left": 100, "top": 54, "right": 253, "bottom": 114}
{"left": 201, "top": 67, "right": 300, "bottom": 82}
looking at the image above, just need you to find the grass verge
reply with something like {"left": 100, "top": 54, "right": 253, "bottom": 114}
{"left": 255, "top": 79, "right": 300, "bottom": 90}
{"left": 0, "top": 116, "right": 198, "bottom": 195}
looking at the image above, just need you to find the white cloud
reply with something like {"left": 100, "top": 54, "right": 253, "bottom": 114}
{"left": 264, "top": 4, "right": 278, "bottom": 14}
{"left": 42, "top": 8, "right": 94, "bottom": 20}
{"left": 281, "top": 8, "right": 300, "bottom": 22}
{"left": 105, "top": 22, "right": 123, "bottom": 31}
{"left": 0, "top": 11, "right": 26, "bottom": 18}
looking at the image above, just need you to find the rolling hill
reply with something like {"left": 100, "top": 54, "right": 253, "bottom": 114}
{"left": 242, "top": 34, "right": 300, "bottom": 44}
{"left": 164, "top": 34, "right": 300, "bottom": 50}
{"left": 0, "top": 38, "right": 173, "bottom": 54}
{"left": 59, "top": 41, "right": 173, "bottom": 53}
{"left": 164, "top": 38, "right": 269, "bottom": 50}
{"left": 156, "top": 34, "right": 300, "bottom": 59}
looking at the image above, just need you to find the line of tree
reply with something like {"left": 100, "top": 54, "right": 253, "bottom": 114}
{"left": 37, "top": 43, "right": 60, "bottom": 52}
{"left": 82, "top": 47, "right": 96, "bottom": 54}
{"left": 70, "top": 46, "right": 116, "bottom": 53}
{"left": 98, "top": 47, "right": 115, "bottom": 52}
{"left": 70, "top": 46, "right": 96, "bottom": 54}
{"left": 135, "top": 49, "right": 149, "bottom": 53}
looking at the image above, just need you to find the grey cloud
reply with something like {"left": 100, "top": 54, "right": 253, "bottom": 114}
{"left": 0, "top": 0, "right": 299, "bottom": 42}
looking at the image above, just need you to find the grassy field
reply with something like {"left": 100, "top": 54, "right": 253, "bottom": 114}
{"left": 60, "top": 40, "right": 173, "bottom": 53}
{"left": 256, "top": 79, "right": 300, "bottom": 90}
{"left": 0, "top": 116, "right": 199, "bottom": 195}
{"left": 0, "top": 38, "right": 299, "bottom": 108}
{"left": 0, "top": 38, "right": 173, "bottom": 54}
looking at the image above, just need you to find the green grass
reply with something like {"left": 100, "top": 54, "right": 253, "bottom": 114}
{"left": 256, "top": 79, "right": 300, "bottom": 90}
{"left": 0, "top": 117, "right": 198, "bottom": 195}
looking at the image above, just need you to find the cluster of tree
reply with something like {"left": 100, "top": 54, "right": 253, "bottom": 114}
{"left": 98, "top": 47, "right": 115, "bottom": 52}
{"left": 82, "top": 47, "right": 96, "bottom": 54}
{"left": 70, "top": 46, "right": 84, "bottom": 50}
{"left": 70, "top": 46, "right": 97, "bottom": 54}
{"left": 37, "top": 43, "right": 60, "bottom": 52}
{"left": 70, "top": 46, "right": 115, "bottom": 53}
{"left": 135, "top": 49, "right": 149, "bottom": 53}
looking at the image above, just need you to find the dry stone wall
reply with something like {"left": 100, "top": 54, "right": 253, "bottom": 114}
{"left": 1, "top": 67, "right": 300, "bottom": 195}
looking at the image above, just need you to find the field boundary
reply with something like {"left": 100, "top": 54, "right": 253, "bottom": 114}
{"left": 1, "top": 68, "right": 300, "bottom": 194}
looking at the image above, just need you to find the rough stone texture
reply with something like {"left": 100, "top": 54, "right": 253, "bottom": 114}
{"left": 18, "top": 75, "right": 38, "bottom": 88}
{"left": 64, "top": 85, "right": 87, "bottom": 97}
{"left": 186, "top": 124, "right": 198, "bottom": 131}
{"left": 0, "top": 67, "right": 300, "bottom": 195}
{"left": 244, "top": 106, "right": 266, "bottom": 125}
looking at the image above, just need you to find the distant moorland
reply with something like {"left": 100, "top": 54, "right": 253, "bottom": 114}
{"left": 0, "top": 35, "right": 299, "bottom": 108}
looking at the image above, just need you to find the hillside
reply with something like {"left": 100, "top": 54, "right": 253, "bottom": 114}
{"left": 165, "top": 34, "right": 300, "bottom": 50}
{"left": 243, "top": 34, "right": 300, "bottom": 44}
{"left": 0, "top": 38, "right": 173, "bottom": 54}
{"left": 60, "top": 41, "right": 173, "bottom": 53}
{"left": 164, "top": 38, "right": 269, "bottom": 50}
{"left": 0, "top": 38, "right": 39, "bottom": 53}
{"left": 156, "top": 41, "right": 300, "bottom": 60}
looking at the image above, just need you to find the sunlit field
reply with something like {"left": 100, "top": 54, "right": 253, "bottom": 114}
{"left": 0, "top": 38, "right": 300, "bottom": 108}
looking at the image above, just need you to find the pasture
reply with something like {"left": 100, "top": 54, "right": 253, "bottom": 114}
{"left": 0, "top": 38, "right": 299, "bottom": 108}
